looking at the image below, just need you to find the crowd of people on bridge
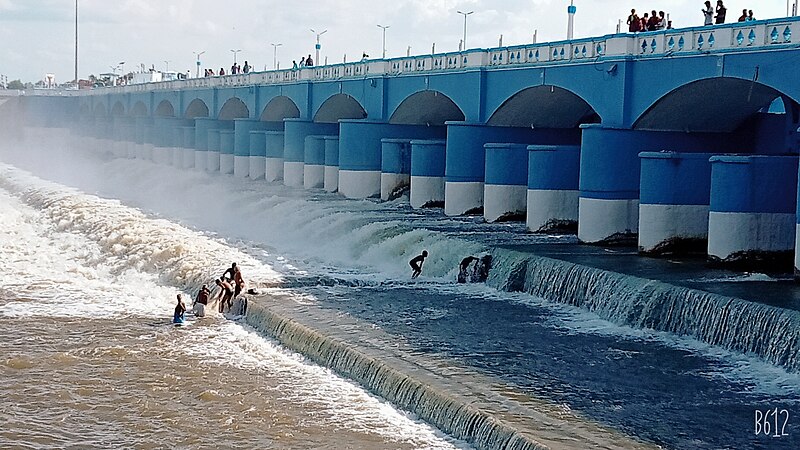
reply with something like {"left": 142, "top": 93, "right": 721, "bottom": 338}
{"left": 292, "top": 55, "right": 315, "bottom": 70}
{"left": 627, "top": 9, "right": 670, "bottom": 32}
{"left": 203, "top": 61, "right": 252, "bottom": 78}
{"left": 628, "top": 2, "right": 757, "bottom": 32}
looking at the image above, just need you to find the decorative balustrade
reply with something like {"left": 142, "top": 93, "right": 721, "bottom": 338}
{"left": 24, "top": 17, "right": 800, "bottom": 97}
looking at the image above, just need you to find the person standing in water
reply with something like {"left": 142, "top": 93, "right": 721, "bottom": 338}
{"left": 222, "top": 262, "right": 237, "bottom": 282}
{"left": 193, "top": 284, "right": 211, "bottom": 318}
{"left": 173, "top": 294, "right": 187, "bottom": 324}
{"left": 233, "top": 267, "right": 245, "bottom": 298}
{"left": 409, "top": 250, "right": 428, "bottom": 279}
{"left": 214, "top": 278, "right": 235, "bottom": 313}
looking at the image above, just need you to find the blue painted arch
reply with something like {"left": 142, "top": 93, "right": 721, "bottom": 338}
{"left": 389, "top": 90, "right": 465, "bottom": 126}
{"left": 185, "top": 98, "right": 210, "bottom": 118}
{"left": 154, "top": 100, "right": 175, "bottom": 117}
{"left": 130, "top": 101, "right": 148, "bottom": 117}
{"left": 218, "top": 97, "right": 250, "bottom": 120}
{"left": 111, "top": 101, "right": 125, "bottom": 116}
{"left": 634, "top": 77, "right": 797, "bottom": 133}
{"left": 313, "top": 93, "right": 367, "bottom": 123}
{"left": 487, "top": 85, "right": 600, "bottom": 128}
{"left": 260, "top": 96, "right": 300, "bottom": 122}
{"left": 384, "top": 72, "right": 480, "bottom": 122}
{"left": 482, "top": 64, "right": 622, "bottom": 126}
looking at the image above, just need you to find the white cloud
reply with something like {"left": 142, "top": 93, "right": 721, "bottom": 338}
{"left": 0, "top": 0, "right": 791, "bottom": 83}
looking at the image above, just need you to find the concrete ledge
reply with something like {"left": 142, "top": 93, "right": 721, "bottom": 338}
{"left": 240, "top": 292, "right": 653, "bottom": 450}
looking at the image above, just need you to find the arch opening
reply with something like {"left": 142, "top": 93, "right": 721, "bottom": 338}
{"left": 260, "top": 96, "right": 301, "bottom": 122}
{"left": 218, "top": 97, "right": 249, "bottom": 120}
{"left": 389, "top": 91, "right": 465, "bottom": 126}
{"left": 111, "top": 101, "right": 125, "bottom": 116}
{"left": 185, "top": 98, "right": 210, "bottom": 118}
{"left": 634, "top": 78, "right": 797, "bottom": 133}
{"left": 154, "top": 100, "right": 175, "bottom": 117}
{"left": 488, "top": 85, "right": 599, "bottom": 128}
{"left": 130, "top": 101, "right": 148, "bottom": 117}
{"left": 314, "top": 94, "right": 367, "bottom": 123}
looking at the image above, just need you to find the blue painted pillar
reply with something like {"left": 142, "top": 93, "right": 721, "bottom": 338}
{"left": 219, "top": 130, "right": 236, "bottom": 174}
{"left": 132, "top": 118, "right": 150, "bottom": 159}
{"left": 249, "top": 131, "right": 268, "bottom": 180}
{"left": 153, "top": 118, "right": 192, "bottom": 166}
{"left": 410, "top": 140, "right": 447, "bottom": 209}
{"left": 151, "top": 117, "right": 174, "bottom": 165}
{"left": 206, "top": 121, "right": 234, "bottom": 173}
{"left": 180, "top": 126, "right": 196, "bottom": 169}
{"left": 144, "top": 121, "right": 159, "bottom": 161}
{"left": 638, "top": 152, "right": 716, "bottom": 255}
{"left": 284, "top": 119, "right": 339, "bottom": 188}
{"left": 380, "top": 139, "right": 412, "bottom": 201}
{"left": 92, "top": 117, "right": 111, "bottom": 154}
{"left": 484, "top": 144, "right": 528, "bottom": 223}
{"left": 265, "top": 131, "right": 285, "bottom": 182}
{"left": 578, "top": 125, "right": 727, "bottom": 244}
{"left": 304, "top": 135, "right": 330, "bottom": 189}
{"left": 324, "top": 136, "right": 340, "bottom": 192}
{"left": 112, "top": 118, "right": 133, "bottom": 159}
{"left": 527, "top": 145, "right": 581, "bottom": 233}
{"left": 338, "top": 120, "right": 444, "bottom": 199}
{"left": 708, "top": 155, "right": 798, "bottom": 270}
{"left": 444, "top": 122, "right": 578, "bottom": 216}
{"left": 193, "top": 118, "right": 221, "bottom": 171}
{"left": 110, "top": 117, "right": 127, "bottom": 158}
{"left": 233, "top": 119, "right": 271, "bottom": 178}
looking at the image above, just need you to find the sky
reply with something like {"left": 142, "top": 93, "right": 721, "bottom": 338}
{"left": 0, "top": 0, "right": 793, "bottom": 83}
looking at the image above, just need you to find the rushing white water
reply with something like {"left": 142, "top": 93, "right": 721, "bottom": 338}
{"left": 3, "top": 134, "right": 800, "bottom": 375}
{"left": 0, "top": 165, "right": 468, "bottom": 449}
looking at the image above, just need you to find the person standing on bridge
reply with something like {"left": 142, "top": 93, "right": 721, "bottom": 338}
{"left": 738, "top": 9, "right": 748, "bottom": 22}
{"left": 702, "top": 1, "right": 714, "bottom": 25}
{"left": 715, "top": 0, "right": 727, "bottom": 24}
{"left": 627, "top": 9, "right": 642, "bottom": 32}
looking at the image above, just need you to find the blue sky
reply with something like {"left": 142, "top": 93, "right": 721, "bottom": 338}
{"left": 0, "top": 0, "right": 792, "bottom": 83}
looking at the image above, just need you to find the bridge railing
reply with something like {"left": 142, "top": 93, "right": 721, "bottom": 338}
{"left": 51, "top": 17, "right": 800, "bottom": 97}
{"left": 635, "top": 18, "right": 796, "bottom": 55}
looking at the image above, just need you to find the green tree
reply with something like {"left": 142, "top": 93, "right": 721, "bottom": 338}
{"left": 6, "top": 79, "right": 24, "bottom": 90}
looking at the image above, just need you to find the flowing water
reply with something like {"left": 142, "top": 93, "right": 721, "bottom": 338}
{"left": 1, "top": 129, "right": 799, "bottom": 449}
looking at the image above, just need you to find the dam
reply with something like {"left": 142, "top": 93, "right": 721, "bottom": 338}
{"left": 1, "top": 16, "right": 800, "bottom": 450}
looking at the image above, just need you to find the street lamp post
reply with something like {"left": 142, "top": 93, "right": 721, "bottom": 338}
{"left": 230, "top": 49, "right": 242, "bottom": 65}
{"left": 164, "top": 60, "right": 171, "bottom": 72}
{"left": 377, "top": 24, "right": 390, "bottom": 59}
{"left": 271, "top": 43, "right": 283, "bottom": 70}
{"left": 74, "top": 0, "right": 78, "bottom": 83}
{"left": 193, "top": 51, "right": 205, "bottom": 78}
{"left": 310, "top": 29, "right": 327, "bottom": 65}
{"left": 457, "top": 10, "right": 474, "bottom": 50}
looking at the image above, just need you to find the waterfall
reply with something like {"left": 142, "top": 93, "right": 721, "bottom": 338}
{"left": 243, "top": 300, "right": 553, "bottom": 450}
{"left": 486, "top": 250, "right": 800, "bottom": 373}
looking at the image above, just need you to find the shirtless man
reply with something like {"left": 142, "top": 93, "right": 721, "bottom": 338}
{"left": 233, "top": 267, "right": 245, "bottom": 298}
{"left": 409, "top": 250, "right": 428, "bottom": 279}
{"left": 214, "top": 278, "right": 235, "bottom": 313}
{"left": 222, "top": 263, "right": 237, "bottom": 282}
